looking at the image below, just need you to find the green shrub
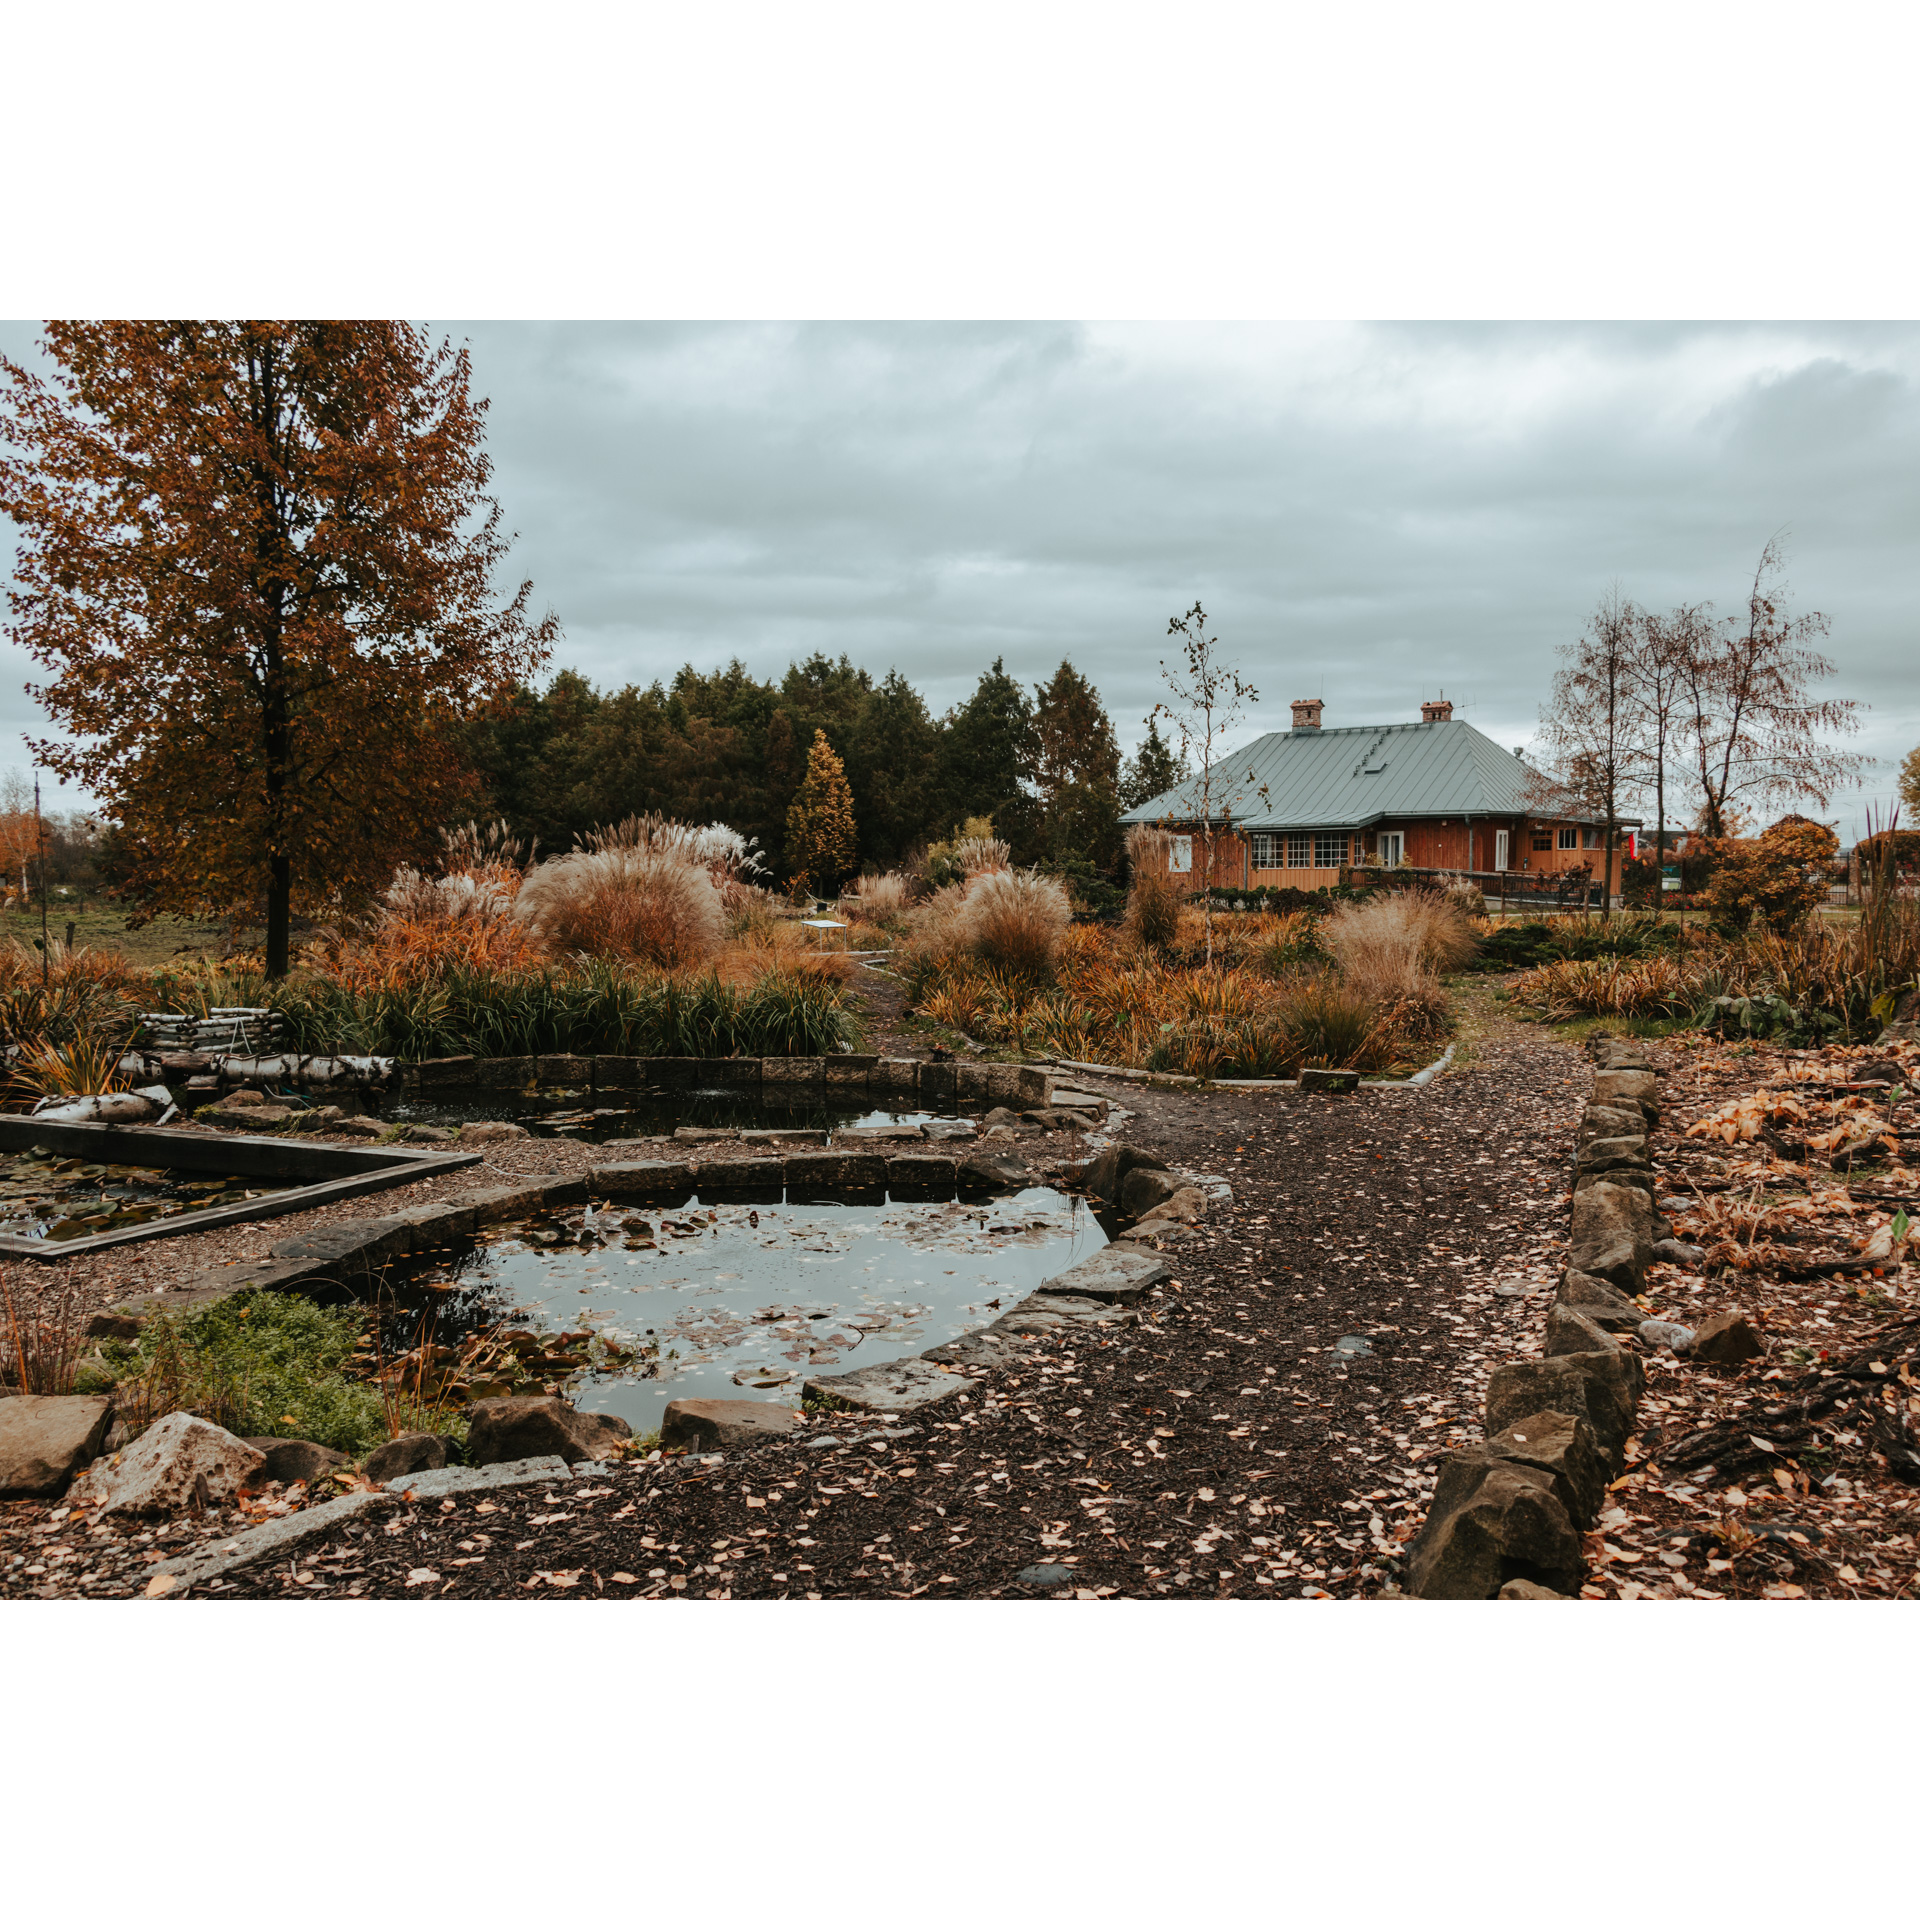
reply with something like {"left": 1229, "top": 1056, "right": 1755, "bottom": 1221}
{"left": 112, "top": 1292, "right": 394, "bottom": 1456}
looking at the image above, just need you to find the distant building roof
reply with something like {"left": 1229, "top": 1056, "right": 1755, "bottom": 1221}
{"left": 1119, "top": 717, "right": 1634, "bottom": 830}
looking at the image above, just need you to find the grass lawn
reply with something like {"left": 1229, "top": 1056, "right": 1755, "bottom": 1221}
{"left": 0, "top": 897, "right": 226, "bottom": 964}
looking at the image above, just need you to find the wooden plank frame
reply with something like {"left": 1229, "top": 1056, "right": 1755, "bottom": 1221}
{"left": 0, "top": 1116, "right": 480, "bottom": 1261}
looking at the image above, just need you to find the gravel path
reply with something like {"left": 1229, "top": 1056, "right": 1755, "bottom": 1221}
{"left": 13, "top": 1002, "right": 1595, "bottom": 1601}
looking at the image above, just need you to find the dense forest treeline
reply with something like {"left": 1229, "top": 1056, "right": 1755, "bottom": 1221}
{"left": 459, "top": 652, "right": 1187, "bottom": 887}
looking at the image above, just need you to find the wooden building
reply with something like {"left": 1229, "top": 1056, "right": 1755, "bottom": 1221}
{"left": 1118, "top": 697, "right": 1638, "bottom": 900}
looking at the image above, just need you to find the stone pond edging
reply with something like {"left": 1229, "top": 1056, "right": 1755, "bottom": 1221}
{"left": 403, "top": 1053, "right": 1056, "bottom": 1107}
{"left": 1401, "top": 1037, "right": 1670, "bottom": 1599}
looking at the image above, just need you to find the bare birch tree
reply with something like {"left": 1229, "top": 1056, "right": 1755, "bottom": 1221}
{"left": 1678, "top": 537, "right": 1862, "bottom": 840}
{"left": 1624, "top": 602, "right": 1710, "bottom": 910}
{"left": 1153, "top": 602, "right": 1264, "bottom": 967}
{"left": 1536, "top": 588, "right": 1646, "bottom": 920}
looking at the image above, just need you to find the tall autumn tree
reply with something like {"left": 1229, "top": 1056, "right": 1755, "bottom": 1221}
{"left": 0, "top": 322, "right": 556, "bottom": 974}
{"left": 785, "top": 728, "right": 857, "bottom": 896}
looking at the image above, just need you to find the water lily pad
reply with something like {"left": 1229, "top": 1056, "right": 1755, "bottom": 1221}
{"left": 732, "top": 1365, "right": 796, "bottom": 1388}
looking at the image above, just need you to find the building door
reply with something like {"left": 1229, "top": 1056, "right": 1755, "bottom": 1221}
{"left": 1377, "top": 831, "right": 1404, "bottom": 868}
{"left": 1494, "top": 829, "right": 1509, "bottom": 872}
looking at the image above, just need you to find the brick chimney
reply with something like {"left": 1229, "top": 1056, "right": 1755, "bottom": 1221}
{"left": 1420, "top": 697, "right": 1454, "bottom": 723}
{"left": 1291, "top": 698, "right": 1324, "bottom": 730}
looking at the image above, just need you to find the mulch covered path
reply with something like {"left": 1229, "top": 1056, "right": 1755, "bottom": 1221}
{"left": 10, "top": 1006, "right": 1595, "bottom": 1602}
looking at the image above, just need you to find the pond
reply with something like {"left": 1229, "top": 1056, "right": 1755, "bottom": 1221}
{"left": 387, "top": 1085, "right": 974, "bottom": 1144}
{"left": 0, "top": 1148, "right": 299, "bottom": 1242}
{"left": 414, "top": 1185, "right": 1108, "bottom": 1435}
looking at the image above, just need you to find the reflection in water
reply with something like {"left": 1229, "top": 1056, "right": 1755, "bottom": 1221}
{"left": 389, "top": 1085, "right": 970, "bottom": 1144}
{"left": 419, "top": 1187, "right": 1107, "bottom": 1434}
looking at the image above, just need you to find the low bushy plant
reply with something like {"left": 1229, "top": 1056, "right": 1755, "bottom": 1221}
{"left": 111, "top": 1292, "right": 394, "bottom": 1455}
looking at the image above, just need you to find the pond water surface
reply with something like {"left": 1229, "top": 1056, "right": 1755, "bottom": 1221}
{"left": 423, "top": 1186, "right": 1107, "bottom": 1435}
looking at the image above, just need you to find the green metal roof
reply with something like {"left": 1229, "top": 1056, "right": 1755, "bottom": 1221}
{"left": 1119, "top": 718, "right": 1631, "bottom": 831}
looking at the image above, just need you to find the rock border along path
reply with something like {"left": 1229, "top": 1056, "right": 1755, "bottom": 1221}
{"left": 1403, "top": 1037, "right": 1665, "bottom": 1598}
{"left": 405, "top": 1052, "right": 1055, "bottom": 1107}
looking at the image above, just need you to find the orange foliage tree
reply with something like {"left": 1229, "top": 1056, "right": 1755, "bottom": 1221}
{"left": 0, "top": 323, "right": 557, "bottom": 974}
{"left": 785, "top": 728, "right": 857, "bottom": 897}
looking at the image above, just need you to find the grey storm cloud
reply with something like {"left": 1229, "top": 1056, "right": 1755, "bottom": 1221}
{"left": 3, "top": 320, "right": 1916, "bottom": 836}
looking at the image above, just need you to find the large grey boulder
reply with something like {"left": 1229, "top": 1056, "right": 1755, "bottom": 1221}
{"left": 1556, "top": 1268, "right": 1646, "bottom": 1334}
{"left": 1406, "top": 1463, "right": 1587, "bottom": 1598}
{"left": 1578, "top": 1103, "right": 1648, "bottom": 1144}
{"left": 1119, "top": 1166, "right": 1193, "bottom": 1218}
{"left": 1484, "top": 1352, "right": 1638, "bottom": 1471}
{"left": 1569, "top": 1179, "right": 1655, "bottom": 1291}
{"left": 242, "top": 1437, "right": 351, "bottom": 1487}
{"left": 361, "top": 1431, "right": 449, "bottom": 1483}
{"left": 1083, "top": 1144, "right": 1171, "bottom": 1207}
{"left": 1591, "top": 1069, "right": 1659, "bottom": 1120}
{"left": 1482, "top": 1408, "right": 1610, "bottom": 1529}
{"left": 660, "top": 1398, "right": 801, "bottom": 1452}
{"left": 0, "top": 1394, "right": 114, "bottom": 1497}
{"left": 1545, "top": 1303, "right": 1623, "bottom": 1359}
{"left": 466, "top": 1396, "right": 631, "bottom": 1465}
{"left": 1573, "top": 1135, "right": 1652, "bottom": 1184}
{"left": 1692, "top": 1311, "right": 1765, "bottom": 1366}
{"left": 957, "top": 1151, "right": 1035, "bottom": 1192}
{"left": 83, "top": 1412, "right": 266, "bottom": 1514}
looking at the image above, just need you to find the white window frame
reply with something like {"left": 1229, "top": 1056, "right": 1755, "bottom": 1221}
{"left": 1494, "top": 829, "right": 1510, "bottom": 872}
{"left": 1250, "top": 832, "right": 1276, "bottom": 870}
{"left": 1557, "top": 826, "right": 1578, "bottom": 851}
{"left": 1313, "top": 831, "right": 1347, "bottom": 869}
{"left": 1286, "top": 833, "right": 1312, "bottom": 869}
{"left": 1376, "top": 830, "right": 1404, "bottom": 868}
{"left": 1169, "top": 835, "right": 1192, "bottom": 874}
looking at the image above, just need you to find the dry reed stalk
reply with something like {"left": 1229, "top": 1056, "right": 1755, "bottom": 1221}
{"left": 0, "top": 1264, "right": 84, "bottom": 1395}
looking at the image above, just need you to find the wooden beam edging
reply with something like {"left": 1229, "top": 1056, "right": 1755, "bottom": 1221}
{"left": 0, "top": 1117, "right": 481, "bottom": 1261}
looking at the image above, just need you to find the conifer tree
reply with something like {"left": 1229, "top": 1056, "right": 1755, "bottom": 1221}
{"left": 785, "top": 728, "right": 857, "bottom": 896}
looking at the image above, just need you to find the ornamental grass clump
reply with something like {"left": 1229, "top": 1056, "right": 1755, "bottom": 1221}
{"left": 514, "top": 834, "right": 724, "bottom": 968}
{"left": 1123, "top": 823, "right": 1180, "bottom": 951}
{"left": 962, "top": 869, "right": 1072, "bottom": 978}
{"left": 843, "top": 871, "right": 915, "bottom": 922}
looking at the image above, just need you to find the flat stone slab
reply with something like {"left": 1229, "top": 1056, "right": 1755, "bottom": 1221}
{"left": 785, "top": 1151, "right": 888, "bottom": 1187}
{"left": 385, "top": 1200, "right": 478, "bottom": 1246}
{"left": 1039, "top": 1244, "right": 1168, "bottom": 1303}
{"left": 142, "top": 1489, "right": 392, "bottom": 1595}
{"left": 385, "top": 1456, "right": 572, "bottom": 1497}
{"left": 803, "top": 1359, "right": 978, "bottom": 1413}
{"left": 661, "top": 1398, "right": 801, "bottom": 1451}
{"left": 692, "top": 1157, "right": 786, "bottom": 1189}
{"left": 885, "top": 1152, "right": 959, "bottom": 1188}
{"left": 270, "top": 1216, "right": 413, "bottom": 1277}
{"left": 992, "top": 1290, "right": 1139, "bottom": 1333}
{"left": 589, "top": 1160, "right": 696, "bottom": 1197}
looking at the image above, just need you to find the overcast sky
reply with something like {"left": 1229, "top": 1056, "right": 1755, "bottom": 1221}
{"left": 3, "top": 319, "right": 1915, "bottom": 840}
